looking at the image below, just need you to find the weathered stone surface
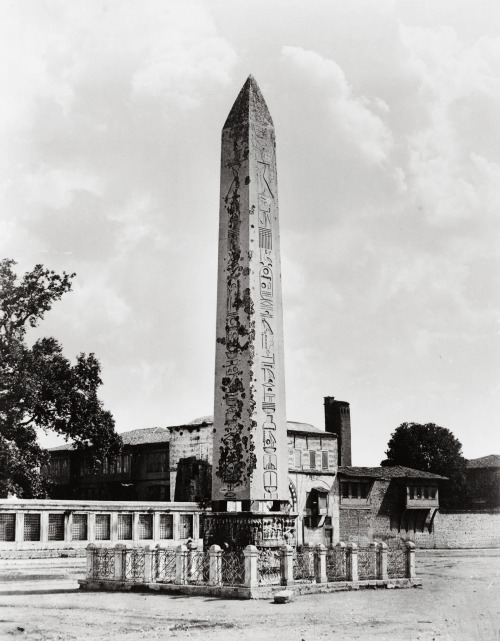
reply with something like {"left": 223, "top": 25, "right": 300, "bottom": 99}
{"left": 274, "top": 589, "right": 293, "bottom": 603}
{"left": 212, "top": 76, "right": 288, "bottom": 502}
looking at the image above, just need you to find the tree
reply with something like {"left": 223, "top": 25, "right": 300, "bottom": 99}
{"left": 381, "top": 422, "right": 467, "bottom": 509}
{"left": 0, "top": 259, "right": 122, "bottom": 498}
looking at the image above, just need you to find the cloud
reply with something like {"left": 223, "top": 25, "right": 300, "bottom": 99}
{"left": 281, "top": 45, "right": 393, "bottom": 164}
{"left": 400, "top": 25, "right": 500, "bottom": 225}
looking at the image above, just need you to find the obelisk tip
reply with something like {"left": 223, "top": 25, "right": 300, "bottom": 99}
{"left": 223, "top": 75, "right": 274, "bottom": 130}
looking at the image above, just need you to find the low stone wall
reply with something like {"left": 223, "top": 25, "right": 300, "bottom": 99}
{"left": 415, "top": 510, "right": 500, "bottom": 549}
{"left": 0, "top": 499, "right": 204, "bottom": 553}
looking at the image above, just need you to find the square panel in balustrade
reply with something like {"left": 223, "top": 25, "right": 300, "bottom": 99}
{"left": 24, "top": 514, "right": 41, "bottom": 541}
{"left": 117, "top": 514, "right": 133, "bottom": 540}
{"left": 139, "top": 514, "right": 153, "bottom": 539}
{"left": 0, "top": 514, "right": 15, "bottom": 541}
{"left": 95, "top": 514, "right": 111, "bottom": 540}
{"left": 48, "top": 514, "right": 64, "bottom": 541}
{"left": 71, "top": 514, "right": 88, "bottom": 541}
{"left": 159, "top": 514, "right": 173, "bottom": 539}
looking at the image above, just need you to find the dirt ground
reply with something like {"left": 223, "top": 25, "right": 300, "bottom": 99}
{"left": 0, "top": 549, "right": 498, "bottom": 641}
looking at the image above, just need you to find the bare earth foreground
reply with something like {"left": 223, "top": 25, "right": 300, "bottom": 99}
{"left": 0, "top": 550, "right": 498, "bottom": 641}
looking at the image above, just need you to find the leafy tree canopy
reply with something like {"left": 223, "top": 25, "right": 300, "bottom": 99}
{"left": 0, "top": 259, "right": 122, "bottom": 498}
{"left": 381, "top": 422, "right": 467, "bottom": 508}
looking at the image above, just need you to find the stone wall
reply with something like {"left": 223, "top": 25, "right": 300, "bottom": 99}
{"left": 414, "top": 510, "right": 500, "bottom": 548}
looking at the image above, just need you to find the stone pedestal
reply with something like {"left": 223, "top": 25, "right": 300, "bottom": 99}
{"left": 203, "top": 512, "right": 297, "bottom": 550}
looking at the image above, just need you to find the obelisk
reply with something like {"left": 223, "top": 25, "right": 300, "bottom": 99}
{"left": 212, "top": 76, "right": 288, "bottom": 509}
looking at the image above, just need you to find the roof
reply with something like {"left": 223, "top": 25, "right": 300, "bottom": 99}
{"left": 50, "top": 417, "right": 325, "bottom": 452}
{"left": 467, "top": 455, "right": 500, "bottom": 469}
{"left": 338, "top": 465, "right": 448, "bottom": 481}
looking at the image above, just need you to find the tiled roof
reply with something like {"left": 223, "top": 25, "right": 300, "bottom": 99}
{"left": 338, "top": 465, "right": 448, "bottom": 480}
{"left": 49, "top": 417, "right": 324, "bottom": 452}
{"left": 467, "top": 455, "right": 500, "bottom": 469}
{"left": 188, "top": 415, "right": 323, "bottom": 433}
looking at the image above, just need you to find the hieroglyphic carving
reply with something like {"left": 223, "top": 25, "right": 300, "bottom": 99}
{"left": 255, "top": 127, "right": 279, "bottom": 498}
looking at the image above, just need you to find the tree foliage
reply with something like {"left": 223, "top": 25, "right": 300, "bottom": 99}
{"left": 381, "top": 422, "right": 467, "bottom": 508}
{"left": 0, "top": 259, "right": 122, "bottom": 498}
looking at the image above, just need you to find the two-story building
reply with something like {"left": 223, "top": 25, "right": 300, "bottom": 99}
{"left": 336, "top": 465, "right": 447, "bottom": 546}
{"left": 45, "top": 412, "right": 341, "bottom": 546}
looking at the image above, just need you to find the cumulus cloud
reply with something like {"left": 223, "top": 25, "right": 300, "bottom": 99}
{"left": 401, "top": 25, "right": 500, "bottom": 225}
{"left": 281, "top": 45, "right": 393, "bottom": 164}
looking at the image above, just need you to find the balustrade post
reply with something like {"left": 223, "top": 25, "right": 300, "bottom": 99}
{"left": 86, "top": 543, "right": 96, "bottom": 579}
{"left": 280, "top": 544, "right": 294, "bottom": 586}
{"left": 314, "top": 543, "right": 327, "bottom": 584}
{"left": 378, "top": 542, "right": 388, "bottom": 580}
{"left": 114, "top": 543, "right": 125, "bottom": 581}
{"left": 370, "top": 541, "right": 378, "bottom": 579}
{"left": 209, "top": 544, "right": 222, "bottom": 586}
{"left": 336, "top": 541, "right": 346, "bottom": 579}
{"left": 144, "top": 545, "right": 153, "bottom": 583}
{"left": 175, "top": 544, "right": 187, "bottom": 585}
{"left": 243, "top": 545, "right": 259, "bottom": 588}
{"left": 64, "top": 512, "right": 72, "bottom": 543}
{"left": 347, "top": 543, "right": 358, "bottom": 582}
{"left": 406, "top": 541, "right": 416, "bottom": 578}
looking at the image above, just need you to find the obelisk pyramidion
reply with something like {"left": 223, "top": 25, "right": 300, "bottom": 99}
{"left": 213, "top": 76, "right": 288, "bottom": 507}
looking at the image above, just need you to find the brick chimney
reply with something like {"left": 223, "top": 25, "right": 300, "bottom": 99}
{"left": 324, "top": 397, "right": 352, "bottom": 466}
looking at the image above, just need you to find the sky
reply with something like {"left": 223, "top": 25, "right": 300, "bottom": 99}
{"left": 1, "top": 0, "right": 499, "bottom": 465}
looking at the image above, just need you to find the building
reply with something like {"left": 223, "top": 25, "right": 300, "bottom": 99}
{"left": 337, "top": 465, "right": 447, "bottom": 546}
{"left": 45, "top": 416, "right": 339, "bottom": 547}
{"left": 465, "top": 455, "right": 500, "bottom": 509}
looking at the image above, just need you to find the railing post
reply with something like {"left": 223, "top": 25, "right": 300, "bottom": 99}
{"left": 175, "top": 544, "right": 187, "bottom": 584}
{"left": 86, "top": 543, "right": 96, "bottom": 579}
{"left": 378, "top": 542, "right": 388, "bottom": 580}
{"left": 209, "top": 544, "right": 222, "bottom": 586}
{"left": 144, "top": 545, "right": 153, "bottom": 583}
{"left": 314, "top": 543, "right": 327, "bottom": 584}
{"left": 370, "top": 541, "right": 378, "bottom": 579}
{"left": 280, "top": 544, "right": 294, "bottom": 586}
{"left": 64, "top": 512, "right": 72, "bottom": 543}
{"left": 15, "top": 512, "right": 24, "bottom": 543}
{"left": 114, "top": 543, "right": 124, "bottom": 581}
{"left": 243, "top": 545, "right": 259, "bottom": 588}
{"left": 406, "top": 541, "right": 416, "bottom": 578}
{"left": 347, "top": 543, "right": 358, "bottom": 582}
{"left": 336, "top": 541, "right": 346, "bottom": 579}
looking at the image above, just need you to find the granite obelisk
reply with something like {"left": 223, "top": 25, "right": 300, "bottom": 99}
{"left": 212, "top": 76, "right": 288, "bottom": 508}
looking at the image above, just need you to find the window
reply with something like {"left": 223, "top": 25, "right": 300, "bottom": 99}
{"left": 102, "top": 454, "right": 130, "bottom": 475}
{"left": 0, "top": 514, "right": 15, "bottom": 541}
{"left": 321, "top": 451, "right": 329, "bottom": 471}
{"left": 408, "top": 485, "right": 438, "bottom": 501}
{"left": 48, "top": 514, "right": 64, "bottom": 541}
{"left": 179, "top": 514, "right": 193, "bottom": 539}
{"left": 50, "top": 458, "right": 69, "bottom": 477}
{"left": 71, "top": 514, "right": 88, "bottom": 541}
{"left": 309, "top": 451, "right": 317, "bottom": 469}
{"left": 160, "top": 514, "right": 173, "bottom": 539}
{"left": 95, "top": 514, "right": 110, "bottom": 540}
{"left": 294, "top": 449, "right": 302, "bottom": 468}
{"left": 147, "top": 451, "right": 168, "bottom": 474}
{"left": 139, "top": 514, "right": 153, "bottom": 539}
{"left": 340, "top": 481, "right": 370, "bottom": 500}
{"left": 24, "top": 514, "right": 41, "bottom": 541}
{"left": 117, "top": 514, "right": 132, "bottom": 540}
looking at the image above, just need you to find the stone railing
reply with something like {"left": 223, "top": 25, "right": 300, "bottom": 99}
{"left": 83, "top": 541, "right": 417, "bottom": 594}
{"left": 0, "top": 500, "right": 205, "bottom": 551}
